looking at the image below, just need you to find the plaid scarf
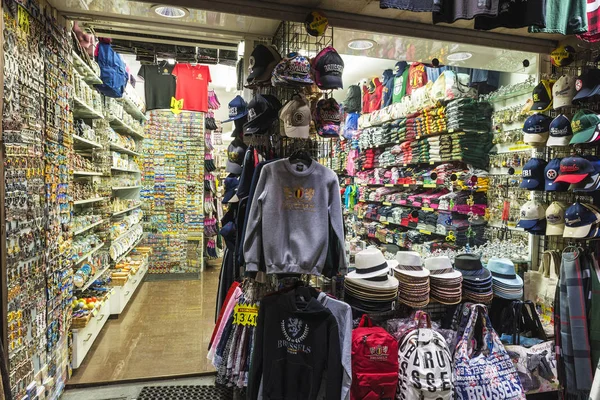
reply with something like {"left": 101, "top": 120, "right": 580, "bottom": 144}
{"left": 578, "top": 0, "right": 600, "bottom": 42}
{"left": 559, "top": 252, "right": 594, "bottom": 399}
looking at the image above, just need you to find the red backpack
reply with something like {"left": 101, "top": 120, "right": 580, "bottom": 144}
{"left": 351, "top": 315, "right": 399, "bottom": 400}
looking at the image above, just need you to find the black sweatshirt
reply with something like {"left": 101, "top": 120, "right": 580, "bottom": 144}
{"left": 248, "top": 292, "right": 342, "bottom": 400}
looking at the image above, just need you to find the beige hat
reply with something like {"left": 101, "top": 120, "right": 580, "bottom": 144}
{"left": 546, "top": 201, "right": 567, "bottom": 236}
{"left": 553, "top": 75, "right": 577, "bottom": 110}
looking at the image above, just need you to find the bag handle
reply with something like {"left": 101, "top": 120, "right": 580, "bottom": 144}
{"left": 358, "top": 314, "right": 373, "bottom": 328}
{"left": 456, "top": 304, "right": 499, "bottom": 360}
{"left": 511, "top": 301, "right": 523, "bottom": 346}
{"left": 549, "top": 250, "right": 560, "bottom": 280}
{"left": 523, "top": 300, "right": 548, "bottom": 341}
{"left": 413, "top": 310, "right": 432, "bottom": 328}
{"left": 539, "top": 251, "right": 552, "bottom": 277}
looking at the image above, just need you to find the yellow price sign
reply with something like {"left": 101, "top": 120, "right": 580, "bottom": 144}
{"left": 233, "top": 304, "right": 258, "bottom": 326}
{"left": 384, "top": 184, "right": 394, "bottom": 187}
{"left": 170, "top": 97, "right": 184, "bottom": 114}
{"left": 382, "top": 202, "right": 392, "bottom": 206}
{"left": 419, "top": 229, "right": 432, "bottom": 235}
{"left": 17, "top": 5, "right": 30, "bottom": 35}
{"left": 422, "top": 207, "right": 434, "bottom": 212}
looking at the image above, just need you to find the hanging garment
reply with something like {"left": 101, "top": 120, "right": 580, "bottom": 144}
{"left": 590, "top": 253, "right": 600, "bottom": 372}
{"left": 559, "top": 251, "right": 594, "bottom": 397}
{"left": 579, "top": 0, "right": 600, "bottom": 42}
{"left": 529, "top": 0, "right": 587, "bottom": 34}
{"left": 433, "top": 0, "right": 499, "bottom": 23}
{"left": 212, "top": 281, "right": 241, "bottom": 343}
{"left": 474, "top": 0, "right": 546, "bottom": 30}
{"left": 381, "top": 69, "right": 395, "bottom": 108}
{"left": 208, "top": 286, "right": 242, "bottom": 364}
{"left": 380, "top": 0, "right": 442, "bottom": 12}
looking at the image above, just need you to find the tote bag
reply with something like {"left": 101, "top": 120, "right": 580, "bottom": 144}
{"left": 454, "top": 304, "right": 526, "bottom": 400}
{"left": 524, "top": 251, "right": 559, "bottom": 337}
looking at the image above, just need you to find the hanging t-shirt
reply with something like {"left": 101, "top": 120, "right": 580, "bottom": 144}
{"left": 474, "top": 0, "right": 546, "bottom": 30}
{"left": 433, "top": 0, "right": 499, "bottom": 23}
{"left": 172, "top": 63, "right": 212, "bottom": 112}
{"left": 529, "top": 0, "right": 587, "bottom": 34}
{"left": 137, "top": 61, "right": 176, "bottom": 110}
{"left": 406, "top": 63, "right": 428, "bottom": 95}
{"left": 392, "top": 70, "right": 407, "bottom": 104}
{"left": 579, "top": 0, "right": 600, "bottom": 42}
{"left": 380, "top": 0, "right": 442, "bottom": 12}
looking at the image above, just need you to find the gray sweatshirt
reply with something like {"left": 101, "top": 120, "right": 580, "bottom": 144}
{"left": 243, "top": 159, "right": 347, "bottom": 275}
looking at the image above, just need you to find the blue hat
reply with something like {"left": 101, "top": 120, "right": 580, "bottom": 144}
{"left": 523, "top": 113, "right": 552, "bottom": 144}
{"left": 564, "top": 202, "right": 599, "bottom": 238}
{"left": 223, "top": 95, "right": 248, "bottom": 123}
{"left": 222, "top": 176, "right": 239, "bottom": 204}
{"left": 545, "top": 158, "right": 569, "bottom": 191}
{"left": 394, "top": 61, "right": 408, "bottom": 77}
{"left": 547, "top": 114, "right": 573, "bottom": 147}
{"left": 486, "top": 257, "right": 523, "bottom": 289}
{"left": 555, "top": 156, "right": 595, "bottom": 184}
{"left": 520, "top": 158, "right": 547, "bottom": 190}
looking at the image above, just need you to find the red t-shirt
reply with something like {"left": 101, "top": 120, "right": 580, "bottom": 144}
{"left": 172, "top": 63, "right": 212, "bottom": 112}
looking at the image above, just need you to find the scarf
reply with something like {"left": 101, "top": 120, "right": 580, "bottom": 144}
{"left": 559, "top": 251, "right": 594, "bottom": 399}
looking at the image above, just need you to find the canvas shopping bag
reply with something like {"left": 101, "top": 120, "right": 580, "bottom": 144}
{"left": 524, "top": 250, "right": 559, "bottom": 338}
{"left": 454, "top": 304, "right": 526, "bottom": 400}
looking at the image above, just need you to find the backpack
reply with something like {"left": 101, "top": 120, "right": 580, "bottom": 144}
{"left": 345, "top": 85, "right": 362, "bottom": 113}
{"left": 351, "top": 315, "right": 399, "bottom": 400}
{"left": 397, "top": 311, "right": 453, "bottom": 400}
{"left": 95, "top": 42, "right": 128, "bottom": 98}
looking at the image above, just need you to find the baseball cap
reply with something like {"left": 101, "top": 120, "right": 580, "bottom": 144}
{"left": 531, "top": 80, "right": 553, "bottom": 112}
{"left": 553, "top": 75, "right": 577, "bottom": 109}
{"left": 315, "top": 98, "right": 341, "bottom": 137}
{"left": 544, "top": 158, "right": 569, "bottom": 192}
{"left": 247, "top": 44, "right": 281, "bottom": 84}
{"left": 551, "top": 45, "right": 575, "bottom": 67}
{"left": 519, "top": 158, "right": 547, "bottom": 190}
{"left": 546, "top": 201, "right": 567, "bottom": 236}
{"left": 523, "top": 113, "right": 552, "bottom": 144}
{"left": 570, "top": 110, "right": 600, "bottom": 144}
{"left": 516, "top": 200, "right": 546, "bottom": 230}
{"left": 573, "top": 69, "right": 600, "bottom": 102}
{"left": 271, "top": 52, "right": 313, "bottom": 86}
{"left": 564, "top": 202, "right": 598, "bottom": 238}
{"left": 554, "top": 156, "right": 596, "bottom": 184}
{"left": 312, "top": 46, "right": 344, "bottom": 90}
{"left": 547, "top": 114, "right": 573, "bottom": 147}
{"left": 225, "top": 140, "right": 246, "bottom": 175}
{"left": 243, "top": 94, "right": 282, "bottom": 135}
{"left": 222, "top": 95, "right": 248, "bottom": 123}
{"left": 280, "top": 96, "right": 311, "bottom": 138}
{"left": 222, "top": 176, "right": 240, "bottom": 204}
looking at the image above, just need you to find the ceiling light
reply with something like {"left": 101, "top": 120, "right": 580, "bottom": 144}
{"left": 152, "top": 5, "right": 189, "bottom": 19}
{"left": 447, "top": 52, "right": 472, "bottom": 61}
{"left": 348, "top": 39, "right": 376, "bottom": 51}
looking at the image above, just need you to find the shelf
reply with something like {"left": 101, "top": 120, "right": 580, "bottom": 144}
{"left": 73, "top": 170, "right": 103, "bottom": 176}
{"left": 119, "top": 94, "right": 147, "bottom": 121}
{"left": 485, "top": 87, "right": 533, "bottom": 103}
{"left": 113, "top": 236, "right": 144, "bottom": 264}
{"left": 73, "top": 197, "right": 106, "bottom": 205}
{"left": 73, "top": 219, "right": 104, "bottom": 236}
{"left": 74, "top": 265, "right": 110, "bottom": 292}
{"left": 358, "top": 183, "right": 443, "bottom": 188}
{"left": 112, "top": 186, "right": 142, "bottom": 191}
{"left": 72, "top": 51, "right": 103, "bottom": 85}
{"left": 359, "top": 216, "right": 446, "bottom": 237}
{"left": 111, "top": 204, "right": 141, "bottom": 217}
{"left": 109, "top": 142, "right": 141, "bottom": 156}
{"left": 111, "top": 166, "right": 140, "bottom": 173}
{"left": 110, "top": 223, "right": 142, "bottom": 243}
{"left": 110, "top": 116, "right": 145, "bottom": 139}
{"left": 74, "top": 242, "right": 105, "bottom": 265}
{"left": 73, "top": 97, "right": 104, "bottom": 120}
{"left": 73, "top": 135, "right": 103, "bottom": 149}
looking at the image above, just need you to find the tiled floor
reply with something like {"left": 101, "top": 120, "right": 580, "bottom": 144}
{"left": 67, "top": 261, "right": 221, "bottom": 385}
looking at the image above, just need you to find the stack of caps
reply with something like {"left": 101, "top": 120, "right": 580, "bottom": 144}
{"left": 454, "top": 254, "right": 493, "bottom": 303}
{"left": 552, "top": 156, "right": 600, "bottom": 193}
{"left": 519, "top": 158, "right": 548, "bottom": 191}
{"left": 279, "top": 95, "right": 311, "bottom": 139}
{"left": 445, "top": 99, "right": 493, "bottom": 132}
{"left": 246, "top": 45, "right": 282, "bottom": 86}
{"left": 315, "top": 98, "right": 341, "bottom": 138}
{"left": 423, "top": 256, "right": 462, "bottom": 305}
{"left": 570, "top": 110, "right": 600, "bottom": 145}
{"left": 271, "top": 52, "right": 314, "bottom": 87}
{"left": 516, "top": 200, "right": 547, "bottom": 234}
{"left": 243, "top": 94, "right": 283, "bottom": 136}
{"left": 487, "top": 257, "right": 523, "bottom": 300}
{"left": 563, "top": 202, "right": 600, "bottom": 239}
{"left": 546, "top": 201, "right": 567, "bottom": 236}
{"left": 345, "top": 248, "right": 399, "bottom": 312}
{"left": 523, "top": 113, "right": 552, "bottom": 145}
{"left": 393, "top": 251, "right": 430, "bottom": 307}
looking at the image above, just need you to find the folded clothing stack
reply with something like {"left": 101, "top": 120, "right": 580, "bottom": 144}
{"left": 445, "top": 99, "right": 493, "bottom": 132}
{"left": 449, "top": 131, "right": 494, "bottom": 170}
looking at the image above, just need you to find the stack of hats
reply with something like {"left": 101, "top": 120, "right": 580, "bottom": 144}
{"left": 271, "top": 52, "right": 314, "bottom": 87}
{"left": 563, "top": 202, "right": 600, "bottom": 239}
{"left": 393, "top": 251, "right": 430, "bottom": 307}
{"left": 516, "top": 200, "right": 547, "bottom": 234}
{"left": 246, "top": 44, "right": 281, "bottom": 87}
{"left": 311, "top": 46, "right": 344, "bottom": 90}
{"left": 546, "top": 201, "right": 567, "bottom": 236}
{"left": 243, "top": 94, "right": 282, "bottom": 135}
{"left": 547, "top": 114, "right": 573, "bottom": 147}
{"left": 423, "top": 256, "right": 462, "bottom": 304}
{"left": 279, "top": 95, "right": 311, "bottom": 139}
{"left": 519, "top": 158, "right": 548, "bottom": 191}
{"left": 487, "top": 257, "right": 523, "bottom": 300}
{"left": 544, "top": 158, "right": 570, "bottom": 192}
{"left": 552, "top": 74, "right": 576, "bottom": 110}
{"left": 554, "top": 156, "right": 599, "bottom": 190}
{"left": 445, "top": 99, "right": 493, "bottom": 132}
{"left": 531, "top": 79, "right": 554, "bottom": 112}
{"left": 315, "top": 98, "right": 341, "bottom": 138}
{"left": 344, "top": 248, "right": 399, "bottom": 312}
{"left": 454, "top": 254, "right": 493, "bottom": 303}
{"left": 523, "top": 113, "right": 552, "bottom": 145}
{"left": 569, "top": 110, "right": 600, "bottom": 145}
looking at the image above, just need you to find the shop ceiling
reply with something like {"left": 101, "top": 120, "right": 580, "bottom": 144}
{"left": 49, "top": 0, "right": 551, "bottom": 73}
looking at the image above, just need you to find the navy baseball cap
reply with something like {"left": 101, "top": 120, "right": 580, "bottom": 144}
{"left": 523, "top": 113, "right": 552, "bottom": 144}
{"left": 573, "top": 69, "right": 600, "bottom": 102}
{"left": 545, "top": 158, "right": 569, "bottom": 191}
{"left": 222, "top": 176, "right": 239, "bottom": 204}
{"left": 554, "top": 156, "right": 595, "bottom": 184}
{"left": 243, "top": 94, "right": 282, "bottom": 135}
{"left": 572, "top": 158, "right": 600, "bottom": 192}
{"left": 394, "top": 61, "right": 408, "bottom": 77}
{"left": 520, "top": 158, "right": 547, "bottom": 190}
{"left": 547, "top": 114, "right": 573, "bottom": 147}
{"left": 223, "top": 95, "right": 248, "bottom": 123}
{"left": 312, "top": 46, "right": 344, "bottom": 90}
{"left": 564, "top": 202, "right": 598, "bottom": 238}
{"left": 247, "top": 45, "right": 281, "bottom": 84}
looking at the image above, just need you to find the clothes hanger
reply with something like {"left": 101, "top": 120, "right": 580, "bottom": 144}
{"left": 289, "top": 148, "right": 312, "bottom": 167}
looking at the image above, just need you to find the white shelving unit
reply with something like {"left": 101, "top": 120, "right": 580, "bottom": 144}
{"left": 73, "top": 219, "right": 104, "bottom": 236}
{"left": 73, "top": 197, "right": 106, "bottom": 205}
{"left": 111, "top": 204, "right": 141, "bottom": 216}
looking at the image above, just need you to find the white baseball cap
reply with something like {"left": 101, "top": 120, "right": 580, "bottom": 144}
{"left": 553, "top": 75, "right": 577, "bottom": 110}
{"left": 280, "top": 96, "right": 311, "bottom": 138}
{"left": 516, "top": 200, "right": 547, "bottom": 229}
{"left": 546, "top": 201, "right": 567, "bottom": 236}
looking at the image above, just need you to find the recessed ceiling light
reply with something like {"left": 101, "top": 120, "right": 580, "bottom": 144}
{"left": 152, "top": 5, "right": 189, "bottom": 19}
{"left": 447, "top": 52, "right": 472, "bottom": 61}
{"left": 348, "top": 39, "right": 376, "bottom": 51}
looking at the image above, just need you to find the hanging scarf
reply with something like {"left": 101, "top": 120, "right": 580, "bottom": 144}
{"left": 559, "top": 251, "right": 594, "bottom": 399}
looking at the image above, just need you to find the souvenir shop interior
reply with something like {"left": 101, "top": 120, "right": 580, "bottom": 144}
{"left": 2, "top": 0, "right": 600, "bottom": 399}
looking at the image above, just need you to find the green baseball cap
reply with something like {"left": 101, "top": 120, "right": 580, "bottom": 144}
{"left": 570, "top": 110, "right": 600, "bottom": 144}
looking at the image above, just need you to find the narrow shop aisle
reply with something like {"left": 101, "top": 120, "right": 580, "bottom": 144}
{"left": 68, "top": 262, "right": 221, "bottom": 385}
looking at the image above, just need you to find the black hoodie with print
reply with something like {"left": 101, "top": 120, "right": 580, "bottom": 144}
{"left": 248, "top": 292, "right": 342, "bottom": 400}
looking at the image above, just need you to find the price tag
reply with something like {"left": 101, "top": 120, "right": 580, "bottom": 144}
{"left": 422, "top": 207, "right": 434, "bottom": 212}
{"left": 403, "top": 164, "right": 407, "bottom": 167}
{"left": 384, "top": 184, "right": 394, "bottom": 187}
{"left": 419, "top": 229, "right": 432, "bottom": 235}
{"left": 423, "top": 184, "right": 436, "bottom": 188}
{"left": 170, "top": 97, "right": 184, "bottom": 114}
{"left": 18, "top": 5, "right": 30, "bottom": 35}
{"left": 382, "top": 202, "right": 392, "bottom": 206}
{"left": 233, "top": 304, "right": 258, "bottom": 326}
{"left": 508, "top": 144, "right": 532, "bottom": 152}
{"left": 382, "top": 221, "right": 389, "bottom": 225}
{"left": 429, "top": 161, "right": 435, "bottom": 165}
{"left": 403, "top": 184, "right": 409, "bottom": 187}
{"left": 448, "top": 129, "right": 455, "bottom": 133}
